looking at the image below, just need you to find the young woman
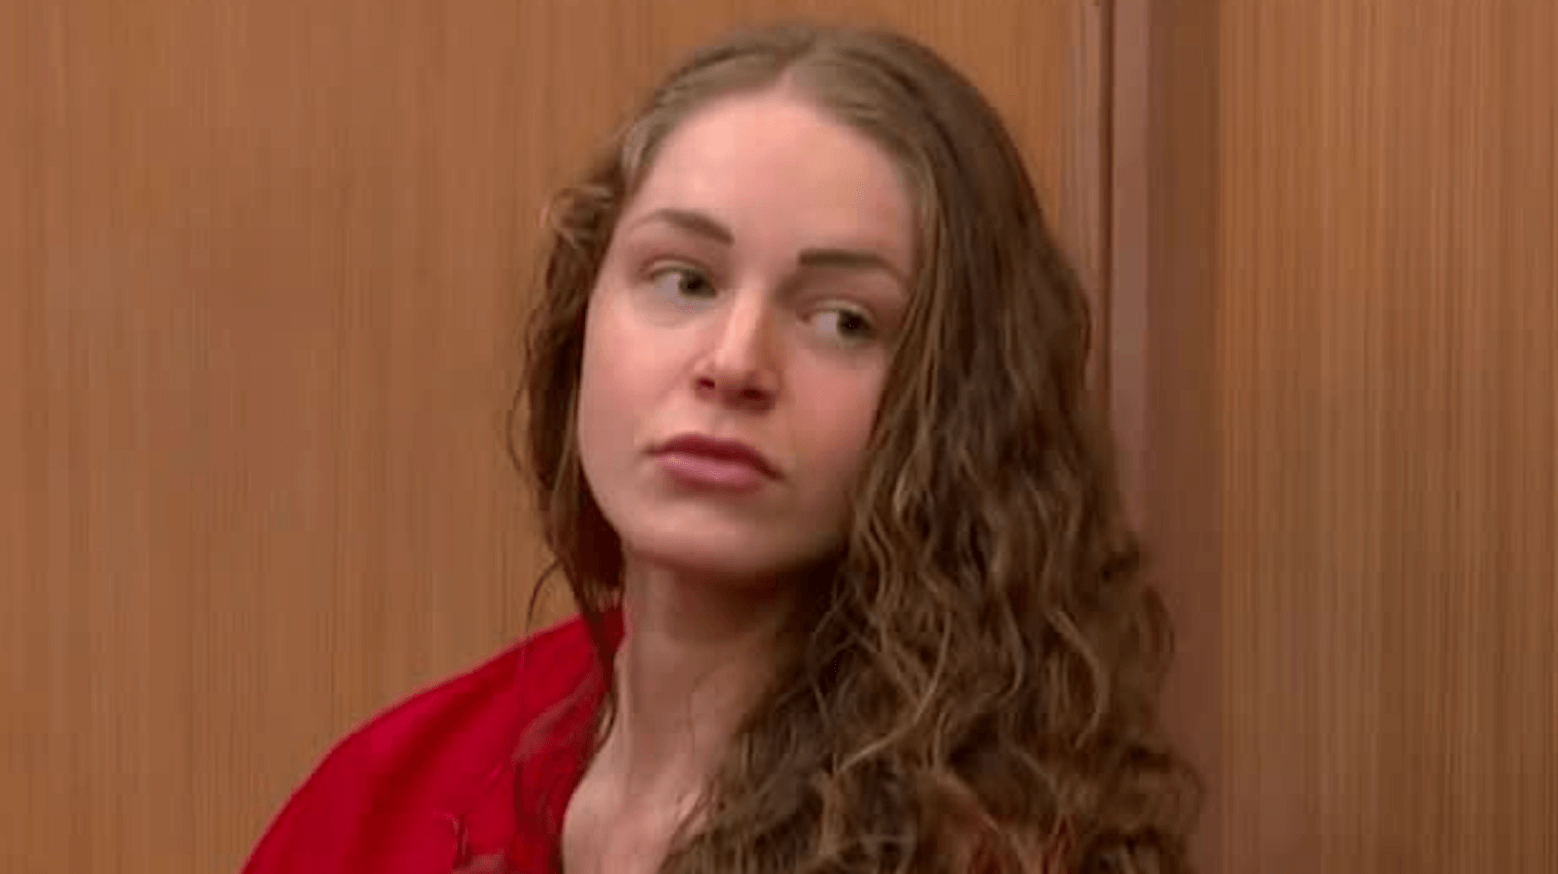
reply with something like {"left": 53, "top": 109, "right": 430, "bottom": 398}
{"left": 242, "top": 22, "right": 1200, "bottom": 874}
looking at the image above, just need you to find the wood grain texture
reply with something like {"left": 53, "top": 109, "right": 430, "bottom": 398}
{"left": 1122, "top": 2, "right": 1228, "bottom": 870}
{"left": 1131, "top": 1, "right": 1556, "bottom": 871}
{"left": 0, "top": 2, "right": 1105, "bottom": 871}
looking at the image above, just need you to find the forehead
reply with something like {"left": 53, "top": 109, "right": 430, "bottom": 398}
{"left": 622, "top": 92, "right": 916, "bottom": 273}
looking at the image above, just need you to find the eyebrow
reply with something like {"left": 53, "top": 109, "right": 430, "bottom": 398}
{"left": 797, "top": 248, "right": 907, "bottom": 286}
{"left": 631, "top": 207, "right": 908, "bottom": 285}
{"left": 634, "top": 207, "right": 735, "bottom": 244}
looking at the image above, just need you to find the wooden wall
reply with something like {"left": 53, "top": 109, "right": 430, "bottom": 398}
{"left": 12, "top": 1, "right": 1553, "bottom": 871}
{"left": 1128, "top": 1, "right": 1557, "bottom": 871}
{"left": 0, "top": 2, "right": 1105, "bottom": 871}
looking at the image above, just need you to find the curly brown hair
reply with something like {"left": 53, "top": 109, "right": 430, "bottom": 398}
{"left": 511, "top": 21, "right": 1200, "bottom": 874}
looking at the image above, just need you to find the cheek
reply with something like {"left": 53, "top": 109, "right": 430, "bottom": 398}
{"left": 575, "top": 293, "right": 677, "bottom": 464}
{"left": 576, "top": 300, "right": 631, "bottom": 463}
{"left": 794, "top": 367, "right": 887, "bottom": 489}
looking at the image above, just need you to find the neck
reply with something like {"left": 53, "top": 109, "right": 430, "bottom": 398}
{"left": 597, "top": 556, "right": 796, "bottom": 803}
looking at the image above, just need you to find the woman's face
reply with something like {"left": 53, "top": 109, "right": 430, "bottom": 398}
{"left": 575, "top": 90, "right": 915, "bottom": 585}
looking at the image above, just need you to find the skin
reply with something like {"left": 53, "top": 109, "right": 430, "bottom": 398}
{"left": 563, "top": 88, "right": 916, "bottom": 874}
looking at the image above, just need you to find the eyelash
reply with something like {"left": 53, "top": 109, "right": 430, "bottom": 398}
{"left": 643, "top": 261, "right": 881, "bottom": 345}
{"left": 810, "top": 306, "right": 877, "bottom": 344}
{"left": 649, "top": 264, "right": 716, "bottom": 299}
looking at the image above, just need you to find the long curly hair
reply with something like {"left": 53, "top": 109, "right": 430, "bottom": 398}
{"left": 511, "top": 22, "right": 1200, "bottom": 874}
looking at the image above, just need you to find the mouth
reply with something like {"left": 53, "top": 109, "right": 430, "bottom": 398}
{"left": 652, "top": 433, "right": 780, "bottom": 490}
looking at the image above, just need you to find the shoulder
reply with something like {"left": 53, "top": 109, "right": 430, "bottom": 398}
{"left": 240, "top": 613, "right": 604, "bottom": 874}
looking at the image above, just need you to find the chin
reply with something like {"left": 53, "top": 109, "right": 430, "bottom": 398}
{"left": 632, "top": 538, "right": 799, "bottom": 584}
{"left": 618, "top": 518, "right": 838, "bottom": 587}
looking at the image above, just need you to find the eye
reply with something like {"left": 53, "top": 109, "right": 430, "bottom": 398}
{"left": 809, "top": 306, "right": 877, "bottom": 345}
{"left": 650, "top": 265, "right": 716, "bottom": 300}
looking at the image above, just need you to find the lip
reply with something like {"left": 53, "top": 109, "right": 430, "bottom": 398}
{"left": 653, "top": 433, "right": 779, "bottom": 490}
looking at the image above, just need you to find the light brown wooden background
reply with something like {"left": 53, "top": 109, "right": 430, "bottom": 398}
{"left": 1126, "top": 1, "right": 1557, "bottom": 872}
{"left": 6, "top": 1, "right": 1556, "bottom": 872}
{"left": 0, "top": 2, "right": 1106, "bottom": 872}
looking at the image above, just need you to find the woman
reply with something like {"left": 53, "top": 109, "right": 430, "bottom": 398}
{"left": 242, "top": 22, "right": 1200, "bottom": 874}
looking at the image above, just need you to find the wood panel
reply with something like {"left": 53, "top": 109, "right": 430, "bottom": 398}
{"left": 1130, "top": 1, "right": 1557, "bottom": 871}
{"left": 0, "top": 2, "right": 1106, "bottom": 872}
{"left": 1113, "top": 1, "right": 1227, "bottom": 869}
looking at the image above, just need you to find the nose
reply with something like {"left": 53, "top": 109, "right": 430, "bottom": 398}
{"left": 693, "top": 291, "right": 778, "bottom": 409}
